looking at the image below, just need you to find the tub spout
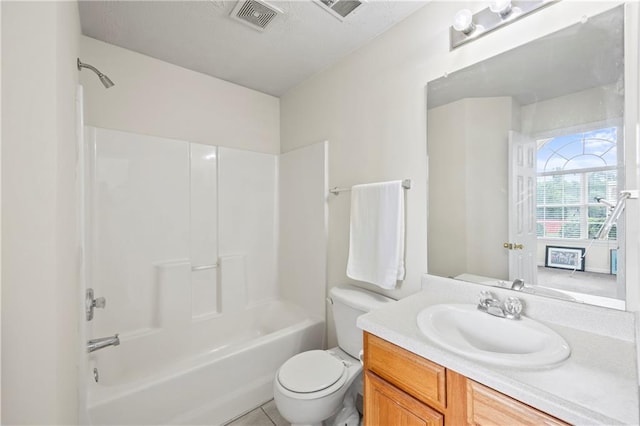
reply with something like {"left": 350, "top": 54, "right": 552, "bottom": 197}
{"left": 88, "top": 334, "right": 120, "bottom": 353}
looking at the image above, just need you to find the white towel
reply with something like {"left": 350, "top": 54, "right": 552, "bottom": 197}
{"left": 346, "top": 180, "right": 405, "bottom": 289}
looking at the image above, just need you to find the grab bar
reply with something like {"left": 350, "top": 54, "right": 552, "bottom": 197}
{"left": 191, "top": 263, "right": 219, "bottom": 271}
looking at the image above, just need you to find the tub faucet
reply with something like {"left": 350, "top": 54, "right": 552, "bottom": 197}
{"left": 88, "top": 334, "right": 120, "bottom": 353}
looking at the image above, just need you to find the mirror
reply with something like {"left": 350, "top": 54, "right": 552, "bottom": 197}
{"left": 427, "top": 6, "right": 627, "bottom": 309}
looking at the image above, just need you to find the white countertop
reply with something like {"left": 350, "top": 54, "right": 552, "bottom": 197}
{"left": 357, "top": 275, "right": 639, "bottom": 425}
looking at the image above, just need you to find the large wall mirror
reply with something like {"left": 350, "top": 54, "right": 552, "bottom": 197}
{"left": 427, "top": 5, "right": 629, "bottom": 310}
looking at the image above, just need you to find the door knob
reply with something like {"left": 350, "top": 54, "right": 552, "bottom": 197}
{"left": 503, "top": 242, "right": 524, "bottom": 250}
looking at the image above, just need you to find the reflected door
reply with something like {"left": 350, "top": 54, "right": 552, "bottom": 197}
{"left": 508, "top": 131, "right": 537, "bottom": 284}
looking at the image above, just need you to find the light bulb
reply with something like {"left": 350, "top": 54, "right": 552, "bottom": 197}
{"left": 489, "top": 0, "right": 513, "bottom": 18}
{"left": 453, "top": 9, "right": 475, "bottom": 35}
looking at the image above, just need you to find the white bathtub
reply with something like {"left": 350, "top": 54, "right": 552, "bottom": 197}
{"left": 87, "top": 300, "right": 324, "bottom": 425}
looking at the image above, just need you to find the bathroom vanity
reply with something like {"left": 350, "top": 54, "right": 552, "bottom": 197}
{"left": 364, "top": 332, "right": 568, "bottom": 425}
{"left": 358, "top": 275, "right": 639, "bottom": 425}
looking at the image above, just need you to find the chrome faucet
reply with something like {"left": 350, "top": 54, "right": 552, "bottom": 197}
{"left": 477, "top": 291, "right": 523, "bottom": 320}
{"left": 86, "top": 288, "right": 106, "bottom": 321}
{"left": 88, "top": 334, "right": 120, "bottom": 353}
{"left": 511, "top": 278, "right": 525, "bottom": 291}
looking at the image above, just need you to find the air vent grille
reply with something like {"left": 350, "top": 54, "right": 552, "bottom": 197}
{"left": 231, "top": 0, "right": 282, "bottom": 31}
{"left": 316, "top": 0, "right": 365, "bottom": 21}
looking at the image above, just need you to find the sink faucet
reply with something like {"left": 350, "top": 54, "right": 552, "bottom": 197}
{"left": 478, "top": 291, "right": 523, "bottom": 320}
{"left": 88, "top": 334, "right": 120, "bottom": 353}
{"left": 511, "top": 278, "right": 525, "bottom": 291}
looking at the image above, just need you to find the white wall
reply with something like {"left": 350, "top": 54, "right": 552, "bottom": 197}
{"left": 80, "top": 36, "right": 280, "bottom": 154}
{"left": 521, "top": 84, "right": 623, "bottom": 135}
{"left": 280, "top": 1, "right": 632, "bottom": 346}
{"left": 1, "top": 1, "right": 80, "bottom": 423}
{"left": 279, "top": 142, "right": 328, "bottom": 322}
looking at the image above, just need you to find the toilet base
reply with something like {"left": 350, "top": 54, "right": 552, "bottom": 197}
{"left": 325, "top": 384, "right": 360, "bottom": 426}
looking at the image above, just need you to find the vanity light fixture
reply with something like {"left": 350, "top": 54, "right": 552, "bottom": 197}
{"left": 450, "top": 0, "right": 557, "bottom": 50}
{"left": 489, "top": 0, "right": 513, "bottom": 19}
{"left": 452, "top": 9, "right": 476, "bottom": 35}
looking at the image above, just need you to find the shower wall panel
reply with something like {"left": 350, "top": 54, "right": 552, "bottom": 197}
{"left": 87, "top": 127, "right": 190, "bottom": 337}
{"left": 86, "top": 128, "right": 279, "bottom": 340}
{"left": 218, "top": 147, "right": 278, "bottom": 306}
{"left": 190, "top": 144, "right": 219, "bottom": 318}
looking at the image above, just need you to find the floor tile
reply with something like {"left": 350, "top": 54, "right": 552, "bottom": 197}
{"left": 226, "top": 407, "right": 274, "bottom": 426}
{"left": 261, "top": 400, "right": 290, "bottom": 426}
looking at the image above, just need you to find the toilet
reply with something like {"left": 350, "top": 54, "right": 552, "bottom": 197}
{"left": 273, "top": 285, "right": 395, "bottom": 426}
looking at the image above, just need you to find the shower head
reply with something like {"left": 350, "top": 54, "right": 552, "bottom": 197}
{"left": 77, "top": 58, "right": 115, "bottom": 88}
{"left": 98, "top": 74, "right": 115, "bottom": 89}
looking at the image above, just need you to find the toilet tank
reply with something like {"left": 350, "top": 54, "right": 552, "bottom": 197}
{"left": 330, "top": 285, "right": 395, "bottom": 358}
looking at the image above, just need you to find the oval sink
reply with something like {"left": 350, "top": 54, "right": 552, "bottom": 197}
{"left": 416, "top": 304, "right": 570, "bottom": 368}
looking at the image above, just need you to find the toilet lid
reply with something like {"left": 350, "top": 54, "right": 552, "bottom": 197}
{"left": 278, "top": 350, "right": 346, "bottom": 393}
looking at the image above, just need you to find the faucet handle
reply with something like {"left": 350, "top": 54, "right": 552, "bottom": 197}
{"left": 504, "top": 297, "right": 523, "bottom": 318}
{"left": 478, "top": 290, "right": 495, "bottom": 306}
{"left": 86, "top": 288, "right": 106, "bottom": 321}
{"left": 94, "top": 297, "right": 106, "bottom": 309}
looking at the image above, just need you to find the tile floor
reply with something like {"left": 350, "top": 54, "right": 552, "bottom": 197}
{"left": 225, "top": 400, "right": 290, "bottom": 426}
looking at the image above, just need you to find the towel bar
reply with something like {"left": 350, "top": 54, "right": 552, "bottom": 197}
{"left": 329, "top": 179, "right": 411, "bottom": 195}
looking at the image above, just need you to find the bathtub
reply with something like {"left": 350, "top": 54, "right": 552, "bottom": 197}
{"left": 87, "top": 300, "right": 324, "bottom": 425}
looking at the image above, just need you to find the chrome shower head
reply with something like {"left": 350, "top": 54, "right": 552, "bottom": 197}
{"left": 98, "top": 74, "right": 115, "bottom": 89}
{"left": 77, "top": 58, "right": 115, "bottom": 89}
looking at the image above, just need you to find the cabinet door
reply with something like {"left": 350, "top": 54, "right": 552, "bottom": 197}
{"left": 365, "top": 333, "right": 447, "bottom": 410}
{"left": 365, "top": 371, "right": 444, "bottom": 426}
{"left": 467, "top": 380, "right": 570, "bottom": 426}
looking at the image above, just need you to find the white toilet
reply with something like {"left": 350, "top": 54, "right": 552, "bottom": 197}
{"left": 273, "top": 285, "right": 395, "bottom": 426}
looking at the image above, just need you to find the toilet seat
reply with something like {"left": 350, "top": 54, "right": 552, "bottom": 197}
{"left": 277, "top": 350, "right": 348, "bottom": 399}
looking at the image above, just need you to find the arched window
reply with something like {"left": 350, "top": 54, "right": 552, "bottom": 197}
{"left": 536, "top": 127, "right": 618, "bottom": 240}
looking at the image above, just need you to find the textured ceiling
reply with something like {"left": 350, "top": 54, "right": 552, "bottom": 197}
{"left": 79, "top": 0, "right": 429, "bottom": 96}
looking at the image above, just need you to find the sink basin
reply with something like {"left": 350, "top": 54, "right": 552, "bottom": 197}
{"left": 416, "top": 304, "right": 570, "bottom": 368}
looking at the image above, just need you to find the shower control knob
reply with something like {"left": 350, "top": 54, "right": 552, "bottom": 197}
{"left": 86, "top": 288, "right": 106, "bottom": 321}
{"left": 94, "top": 296, "right": 106, "bottom": 309}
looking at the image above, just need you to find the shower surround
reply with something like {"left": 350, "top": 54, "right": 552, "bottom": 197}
{"left": 83, "top": 127, "right": 326, "bottom": 424}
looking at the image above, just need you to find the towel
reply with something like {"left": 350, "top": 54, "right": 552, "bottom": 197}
{"left": 346, "top": 180, "right": 405, "bottom": 289}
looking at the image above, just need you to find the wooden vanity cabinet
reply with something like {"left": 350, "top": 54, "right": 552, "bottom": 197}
{"left": 363, "top": 332, "right": 570, "bottom": 426}
{"left": 365, "top": 371, "right": 443, "bottom": 426}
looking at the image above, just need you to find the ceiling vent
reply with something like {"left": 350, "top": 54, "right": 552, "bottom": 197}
{"left": 315, "top": 0, "right": 366, "bottom": 21}
{"left": 230, "top": 0, "right": 283, "bottom": 32}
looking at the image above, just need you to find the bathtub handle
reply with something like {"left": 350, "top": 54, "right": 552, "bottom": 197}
{"left": 86, "top": 288, "right": 106, "bottom": 321}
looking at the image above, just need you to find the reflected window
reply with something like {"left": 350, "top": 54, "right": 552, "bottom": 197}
{"left": 536, "top": 127, "right": 618, "bottom": 240}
